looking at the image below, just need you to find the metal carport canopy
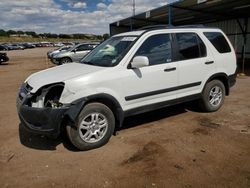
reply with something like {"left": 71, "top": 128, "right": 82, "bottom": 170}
{"left": 109, "top": 0, "right": 250, "bottom": 35}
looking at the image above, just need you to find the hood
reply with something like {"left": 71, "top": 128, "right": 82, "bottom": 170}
{"left": 53, "top": 50, "right": 71, "bottom": 58}
{"left": 26, "top": 63, "right": 104, "bottom": 92}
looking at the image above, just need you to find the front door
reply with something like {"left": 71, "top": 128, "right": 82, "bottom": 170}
{"left": 120, "top": 33, "right": 179, "bottom": 111}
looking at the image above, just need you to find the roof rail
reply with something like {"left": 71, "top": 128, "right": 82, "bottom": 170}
{"left": 137, "top": 24, "right": 205, "bottom": 30}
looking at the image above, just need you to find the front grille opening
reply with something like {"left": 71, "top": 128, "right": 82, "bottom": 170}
{"left": 26, "top": 83, "right": 33, "bottom": 91}
{"left": 18, "top": 83, "right": 33, "bottom": 101}
{"left": 19, "top": 94, "right": 23, "bottom": 100}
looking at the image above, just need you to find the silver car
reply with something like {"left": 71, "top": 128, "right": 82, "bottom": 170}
{"left": 47, "top": 45, "right": 72, "bottom": 59}
{"left": 51, "top": 43, "right": 98, "bottom": 65}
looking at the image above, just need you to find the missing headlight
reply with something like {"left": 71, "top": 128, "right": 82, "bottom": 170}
{"left": 44, "top": 85, "right": 64, "bottom": 108}
{"left": 29, "top": 83, "right": 65, "bottom": 108}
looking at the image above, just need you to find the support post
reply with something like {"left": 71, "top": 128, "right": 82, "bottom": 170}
{"left": 130, "top": 18, "right": 133, "bottom": 31}
{"left": 241, "top": 17, "right": 248, "bottom": 75}
{"left": 168, "top": 6, "right": 172, "bottom": 26}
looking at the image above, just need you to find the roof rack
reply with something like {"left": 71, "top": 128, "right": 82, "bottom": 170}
{"left": 137, "top": 24, "right": 205, "bottom": 31}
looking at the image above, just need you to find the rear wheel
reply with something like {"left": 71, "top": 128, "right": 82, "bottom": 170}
{"left": 66, "top": 103, "right": 115, "bottom": 151}
{"left": 199, "top": 80, "right": 225, "bottom": 112}
{"left": 60, "top": 57, "right": 72, "bottom": 64}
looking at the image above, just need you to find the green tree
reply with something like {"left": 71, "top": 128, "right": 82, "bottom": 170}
{"left": 0, "top": 29, "right": 7, "bottom": 36}
{"left": 17, "top": 30, "right": 24, "bottom": 34}
{"left": 25, "top": 31, "right": 37, "bottom": 37}
{"left": 7, "top": 30, "right": 17, "bottom": 35}
{"left": 102, "top": 33, "right": 109, "bottom": 40}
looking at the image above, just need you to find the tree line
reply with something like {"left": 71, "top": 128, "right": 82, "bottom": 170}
{"left": 0, "top": 29, "right": 109, "bottom": 40}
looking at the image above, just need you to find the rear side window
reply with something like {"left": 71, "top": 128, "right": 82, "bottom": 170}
{"left": 135, "top": 34, "right": 172, "bottom": 66}
{"left": 76, "top": 44, "right": 93, "bottom": 51}
{"left": 204, "top": 32, "right": 231, "bottom": 53}
{"left": 176, "top": 33, "right": 206, "bottom": 60}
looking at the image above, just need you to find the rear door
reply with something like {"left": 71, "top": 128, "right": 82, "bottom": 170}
{"left": 173, "top": 32, "right": 216, "bottom": 98}
{"left": 203, "top": 31, "right": 236, "bottom": 75}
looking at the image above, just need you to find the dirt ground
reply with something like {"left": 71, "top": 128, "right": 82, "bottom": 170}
{"left": 0, "top": 48, "right": 250, "bottom": 188}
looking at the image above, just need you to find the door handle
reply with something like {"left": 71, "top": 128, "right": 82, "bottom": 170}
{"left": 164, "top": 67, "right": 176, "bottom": 72}
{"left": 205, "top": 61, "right": 214, "bottom": 65}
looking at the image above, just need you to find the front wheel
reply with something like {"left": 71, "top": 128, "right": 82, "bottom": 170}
{"left": 60, "top": 57, "right": 72, "bottom": 64}
{"left": 199, "top": 80, "right": 225, "bottom": 112}
{"left": 66, "top": 103, "right": 115, "bottom": 151}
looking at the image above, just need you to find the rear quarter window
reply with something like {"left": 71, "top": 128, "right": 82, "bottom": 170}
{"left": 203, "top": 32, "right": 231, "bottom": 53}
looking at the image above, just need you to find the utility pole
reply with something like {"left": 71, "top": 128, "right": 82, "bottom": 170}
{"left": 132, "top": 0, "right": 135, "bottom": 16}
{"left": 130, "top": 0, "right": 135, "bottom": 31}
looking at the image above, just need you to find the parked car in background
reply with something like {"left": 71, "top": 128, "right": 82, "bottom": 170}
{"left": 51, "top": 43, "right": 98, "bottom": 64}
{"left": 3, "top": 44, "right": 14, "bottom": 50}
{"left": 34, "top": 43, "right": 43, "bottom": 47}
{"left": 47, "top": 45, "right": 72, "bottom": 59}
{"left": 54, "top": 42, "right": 64, "bottom": 47}
{"left": 40, "top": 42, "right": 53, "bottom": 47}
{"left": 0, "top": 52, "right": 9, "bottom": 64}
{"left": 22, "top": 43, "right": 36, "bottom": 49}
{"left": 0, "top": 45, "right": 8, "bottom": 51}
{"left": 11, "top": 44, "right": 24, "bottom": 50}
{"left": 62, "top": 42, "right": 74, "bottom": 46}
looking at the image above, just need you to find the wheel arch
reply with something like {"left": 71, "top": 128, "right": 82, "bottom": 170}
{"left": 64, "top": 93, "right": 124, "bottom": 130}
{"left": 60, "top": 56, "right": 72, "bottom": 62}
{"left": 205, "top": 73, "right": 229, "bottom": 95}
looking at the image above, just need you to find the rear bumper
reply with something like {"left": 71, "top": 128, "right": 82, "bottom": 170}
{"left": 228, "top": 71, "right": 237, "bottom": 87}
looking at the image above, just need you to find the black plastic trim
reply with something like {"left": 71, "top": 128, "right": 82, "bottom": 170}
{"left": 124, "top": 94, "right": 201, "bottom": 117}
{"left": 228, "top": 73, "right": 237, "bottom": 87}
{"left": 164, "top": 67, "right": 176, "bottom": 72}
{"left": 125, "top": 82, "right": 201, "bottom": 101}
{"left": 19, "top": 105, "right": 69, "bottom": 137}
{"left": 205, "top": 61, "right": 214, "bottom": 65}
{"left": 66, "top": 93, "right": 125, "bottom": 128}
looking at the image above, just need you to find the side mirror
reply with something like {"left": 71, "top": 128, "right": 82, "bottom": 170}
{"left": 131, "top": 56, "right": 149, "bottom": 69}
{"left": 72, "top": 49, "right": 76, "bottom": 53}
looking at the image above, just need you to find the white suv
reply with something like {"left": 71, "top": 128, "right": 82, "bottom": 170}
{"left": 17, "top": 26, "right": 237, "bottom": 150}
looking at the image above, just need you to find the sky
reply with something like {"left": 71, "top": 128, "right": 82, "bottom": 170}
{"left": 0, "top": 0, "right": 177, "bottom": 35}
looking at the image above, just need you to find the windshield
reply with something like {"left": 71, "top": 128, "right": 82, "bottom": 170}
{"left": 67, "top": 44, "right": 78, "bottom": 52}
{"left": 60, "top": 46, "right": 71, "bottom": 51}
{"left": 81, "top": 36, "right": 137, "bottom": 67}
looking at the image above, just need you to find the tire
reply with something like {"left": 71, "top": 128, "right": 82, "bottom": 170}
{"left": 199, "top": 80, "right": 225, "bottom": 112}
{"left": 60, "top": 57, "right": 72, "bottom": 64}
{"left": 66, "top": 103, "right": 115, "bottom": 151}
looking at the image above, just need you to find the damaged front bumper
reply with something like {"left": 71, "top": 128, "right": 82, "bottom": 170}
{"left": 18, "top": 104, "right": 69, "bottom": 137}
{"left": 16, "top": 84, "right": 85, "bottom": 138}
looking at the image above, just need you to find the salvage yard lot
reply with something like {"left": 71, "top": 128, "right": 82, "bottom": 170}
{"left": 0, "top": 48, "right": 250, "bottom": 188}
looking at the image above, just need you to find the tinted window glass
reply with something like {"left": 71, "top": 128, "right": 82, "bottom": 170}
{"left": 176, "top": 33, "right": 206, "bottom": 60}
{"left": 76, "top": 44, "right": 93, "bottom": 51}
{"left": 204, "top": 32, "right": 231, "bottom": 53}
{"left": 135, "top": 34, "right": 172, "bottom": 66}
